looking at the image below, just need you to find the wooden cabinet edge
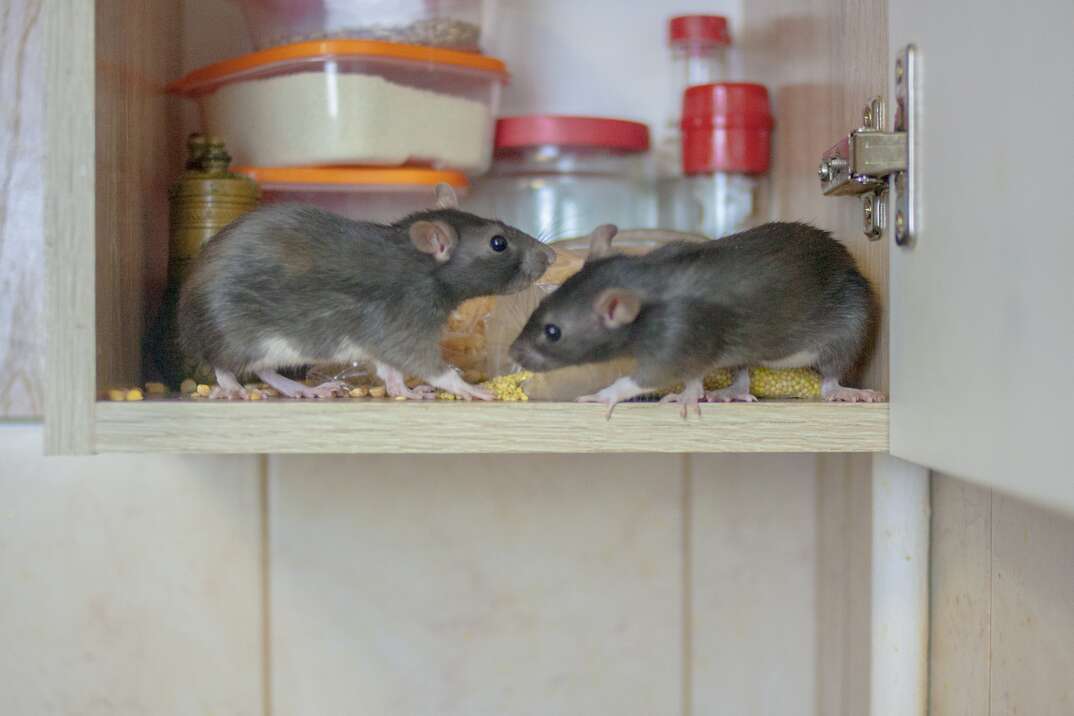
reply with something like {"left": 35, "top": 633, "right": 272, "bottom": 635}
{"left": 44, "top": 0, "right": 96, "bottom": 455}
{"left": 93, "top": 401, "right": 889, "bottom": 454}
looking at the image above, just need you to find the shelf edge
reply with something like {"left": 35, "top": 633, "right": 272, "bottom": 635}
{"left": 94, "top": 400, "right": 889, "bottom": 454}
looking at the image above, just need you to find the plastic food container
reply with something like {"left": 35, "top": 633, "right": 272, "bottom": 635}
{"left": 680, "top": 83, "right": 772, "bottom": 238}
{"left": 238, "top": 0, "right": 491, "bottom": 52}
{"left": 169, "top": 40, "right": 508, "bottom": 173}
{"left": 236, "top": 166, "right": 469, "bottom": 222}
{"left": 657, "top": 14, "right": 733, "bottom": 227}
{"left": 467, "top": 115, "right": 653, "bottom": 240}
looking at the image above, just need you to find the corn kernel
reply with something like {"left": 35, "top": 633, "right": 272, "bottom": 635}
{"left": 180, "top": 378, "right": 197, "bottom": 394}
{"left": 249, "top": 390, "right": 262, "bottom": 401}
{"left": 107, "top": 388, "right": 127, "bottom": 401}
{"left": 480, "top": 371, "right": 532, "bottom": 401}
{"left": 145, "top": 382, "right": 167, "bottom": 395}
{"left": 349, "top": 386, "right": 369, "bottom": 398}
{"left": 369, "top": 385, "right": 387, "bottom": 398}
{"left": 126, "top": 388, "right": 144, "bottom": 401}
{"left": 196, "top": 383, "right": 211, "bottom": 397}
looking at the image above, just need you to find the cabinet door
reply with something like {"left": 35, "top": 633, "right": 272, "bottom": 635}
{"left": 888, "top": 0, "right": 1074, "bottom": 510}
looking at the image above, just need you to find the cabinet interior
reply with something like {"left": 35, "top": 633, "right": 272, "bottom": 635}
{"left": 93, "top": 0, "right": 888, "bottom": 398}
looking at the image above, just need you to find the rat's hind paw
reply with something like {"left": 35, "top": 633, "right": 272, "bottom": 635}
{"left": 823, "top": 386, "right": 886, "bottom": 403}
{"left": 209, "top": 385, "right": 249, "bottom": 400}
{"left": 211, "top": 367, "right": 249, "bottom": 400}
{"left": 704, "top": 387, "right": 758, "bottom": 403}
{"left": 306, "top": 380, "right": 349, "bottom": 399}
{"left": 660, "top": 378, "right": 704, "bottom": 419}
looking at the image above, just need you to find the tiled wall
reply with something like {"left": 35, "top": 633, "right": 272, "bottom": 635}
{"left": 0, "top": 425, "right": 265, "bottom": 715}
{"left": 3, "top": 424, "right": 863, "bottom": 715}
{"left": 930, "top": 475, "right": 1074, "bottom": 715}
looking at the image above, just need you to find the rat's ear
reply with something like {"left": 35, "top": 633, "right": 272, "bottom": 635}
{"left": 409, "top": 220, "right": 458, "bottom": 263}
{"left": 585, "top": 224, "right": 619, "bottom": 261}
{"left": 434, "top": 183, "right": 459, "bottom": 209}
{"left": 593, "top": 288, "right": 641, "bottom": 328}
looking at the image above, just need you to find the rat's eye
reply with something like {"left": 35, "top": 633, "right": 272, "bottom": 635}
{"left": 544, "top": 324, "right": 561, "bottom": 342}
{"left": 490, "top": 235, "right": 508, "bottom": 252}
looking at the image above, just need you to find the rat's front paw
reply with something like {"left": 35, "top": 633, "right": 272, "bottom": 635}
{"left": 428, "top": 368, "right": 493, "bottom": 401}
{"left": 456, "top": 383, "right": 494, "bottom": 401}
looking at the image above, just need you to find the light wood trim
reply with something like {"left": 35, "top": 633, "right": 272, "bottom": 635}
{"left": 95, "top": 0, "right": 183, "bottom": 394}
{"left": 44, "top": 0, "right": 95, "bottom": 453}
{"left": 94, "top": 401, "right": 889, "bottom": 454}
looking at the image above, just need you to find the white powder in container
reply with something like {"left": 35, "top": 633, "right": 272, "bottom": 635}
{"left": 203, "top": 72, "right": 493, "bottom": 172}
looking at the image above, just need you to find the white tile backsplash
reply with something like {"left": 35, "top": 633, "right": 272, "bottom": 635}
{"left": 0, "top": 425, "right": 264, "bottom": 716}
{"left": 689, "top": 454, "right": 819, "bottom": 716}
{"left": 268, "top": 454, "right": 684, "bottom": 716}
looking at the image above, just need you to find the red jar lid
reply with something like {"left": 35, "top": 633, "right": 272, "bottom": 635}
{"left": 494, "top": 115, "right": 651, "bottom": 153}
{"left": 681, "top": 83, "right": 772, "bottom": 174}
{"left": 669, "top": 15, "right": 731, "bottom": 46}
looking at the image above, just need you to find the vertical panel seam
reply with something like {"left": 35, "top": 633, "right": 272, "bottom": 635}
{"left": 987, "top": 490, "right": 993, "bottom": 716}
{"left": 260, "top": 454, "right": 272, "bottom": 716}
{"left": 682, "top": 453, "right": 693, "bottom": 716}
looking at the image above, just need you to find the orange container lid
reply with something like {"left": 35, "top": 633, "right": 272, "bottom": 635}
{"left": 236, "top": 166, "right": 470, "bottom": 189}
{"left": 169, "top": 39, "right": 508, "bottom": 95}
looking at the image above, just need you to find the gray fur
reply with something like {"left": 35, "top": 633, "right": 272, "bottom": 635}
{"left": 179, "top": 203, "right": 552, "bottom": 378}
{"left": 509, "top": 222, "right": 877, "bottom": 388}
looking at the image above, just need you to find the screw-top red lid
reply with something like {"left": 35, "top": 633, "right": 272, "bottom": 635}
{"left": 681, "top": 83, "right": 772, "bottom": 174}
{"left": 669, "top": 15, "right": 731, "bottom": 46}
{"left": 494, "top": 115, "right": 651, "bottom": 153}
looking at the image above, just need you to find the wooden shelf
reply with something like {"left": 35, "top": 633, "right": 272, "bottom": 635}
{"left": 93, "top": 400, "right": 888, "bottom": 454}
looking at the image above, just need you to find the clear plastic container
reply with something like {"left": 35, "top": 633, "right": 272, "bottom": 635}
{"left": 237, "top": 0, "right": 492, "bottom": 52}
{"left": 656, "top": 15, "right": 731, "bottom": 179}
{"left": 169, "top": 40, "right": 507, "bottom": 173}
{"left": 679, "top": 83, "right": 772, "bottom": 238}
{"left": 235, "top": 166, "right": 469, "bottom": 222}
{"left": 467, "top": 116, "right": 653, "bottom": 240}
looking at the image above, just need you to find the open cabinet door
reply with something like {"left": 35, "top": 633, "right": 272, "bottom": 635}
{"left": 888, "top": 1, "right": 1074, "bottom": 510}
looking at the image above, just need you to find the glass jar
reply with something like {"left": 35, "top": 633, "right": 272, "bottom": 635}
{"left": 680, "top": 83, "right": 772, "bottom": 238}
{"left": 467, "top": 115, "right": 653, "bottom": 240}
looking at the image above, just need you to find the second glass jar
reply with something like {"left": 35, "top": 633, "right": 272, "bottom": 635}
{"left": 467, "top": 115, "right": 653, "bottom": 241}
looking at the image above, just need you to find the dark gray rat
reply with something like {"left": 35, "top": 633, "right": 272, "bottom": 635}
{"left": 509, "top": 222, "right": 884, "bottom": 415}
{"left": 179, "top": 183, "right": 555, "bottom": 400}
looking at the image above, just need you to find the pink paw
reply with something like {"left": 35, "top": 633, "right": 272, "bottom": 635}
{"left": 388, "top": 383, "right": 438, "bottom": 400}
{"left": 209, "top": 385, "right": 249, "bottom": 400}
{"left": 824, "top": 387, "right": 886, "bottom": 403}
{"left": 660, "top": 390, "right": 703, "bottom": 419}
{"left": 292, "top": 381, "right": 348, "bottom": 399}
{"left": 704, "top": 389, "right": 758, "bottom": 403}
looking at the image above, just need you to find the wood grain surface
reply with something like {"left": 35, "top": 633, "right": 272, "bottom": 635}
{"left": 0, "top": 0, "right": 44, "bottom": 417}
{"left": 94, "top": 0, "right": 183, "bottom": 394}
{"left": 95, "top": 400, "right": 889, "bottom": 454}
{"left": 44, "top": 0, "right": 95, "bottom": 452}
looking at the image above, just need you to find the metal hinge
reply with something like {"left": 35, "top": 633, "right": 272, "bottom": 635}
{"left": 818, "top": 45, "right": 916, "bottom": 244}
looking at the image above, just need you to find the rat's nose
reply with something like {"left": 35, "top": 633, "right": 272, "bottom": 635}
{"left": 509, "top": 341, "right": 533, "bottom": 368}
{"left": 539, "top": 243, "right": 556, "bottom": 265}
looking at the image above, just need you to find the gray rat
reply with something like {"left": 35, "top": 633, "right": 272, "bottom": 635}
{"left": 179, "top": 183, "right": 554, "bottom": 400}
{"left": 509, "top": 222, "right": 884, "bottom": 415}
